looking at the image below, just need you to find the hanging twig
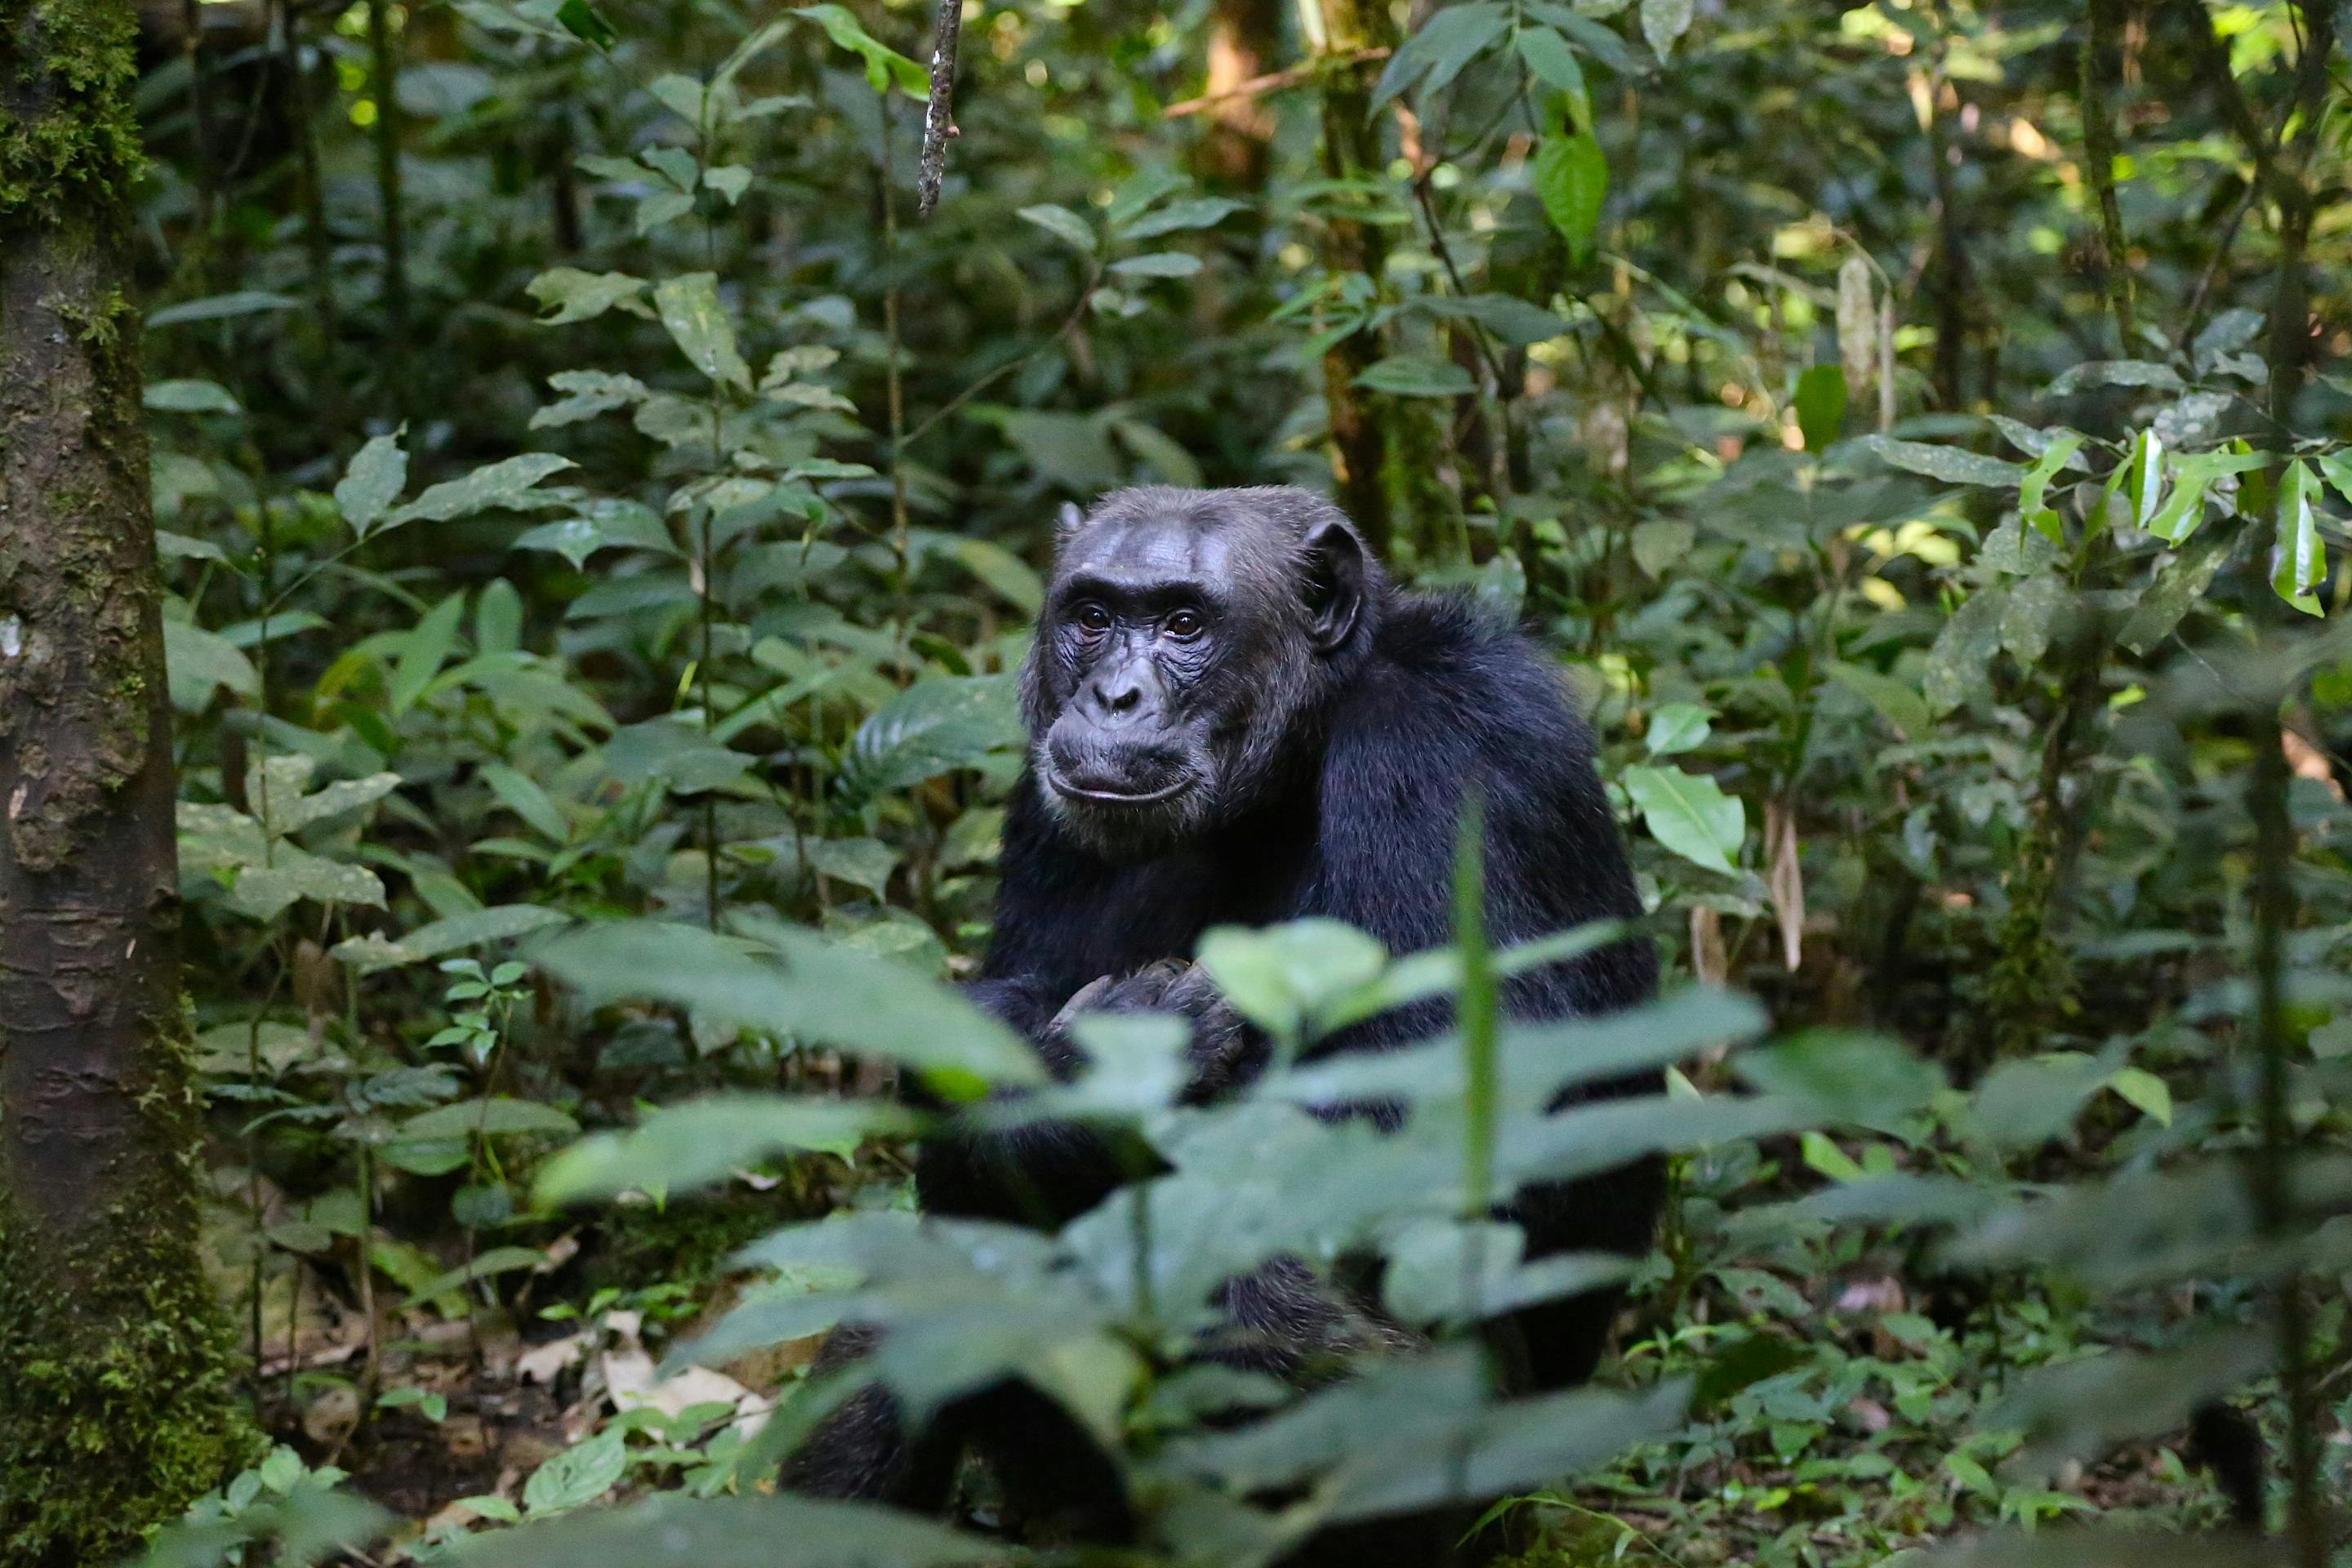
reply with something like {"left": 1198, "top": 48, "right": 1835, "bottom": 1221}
{"left": 915, "top": 0, "right": 962, "bottom": 218}
{"left": 1164, "top": 47, "right": 1389, "bottom": 117}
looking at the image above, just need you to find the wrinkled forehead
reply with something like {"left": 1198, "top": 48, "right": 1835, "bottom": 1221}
{"left": 1055, "top": 510, "right": 1294, "bottom": 604}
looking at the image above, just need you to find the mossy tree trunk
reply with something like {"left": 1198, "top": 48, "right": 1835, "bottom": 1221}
{"left": 0, "top": 0, "right": 254, "bottom": 1559}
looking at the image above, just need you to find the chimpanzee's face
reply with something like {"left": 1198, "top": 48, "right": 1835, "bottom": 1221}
{"left": 1021, "top": 492, "right": 1366, "bottom": 861}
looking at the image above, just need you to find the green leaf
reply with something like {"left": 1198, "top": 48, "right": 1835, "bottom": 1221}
{"left": 163, "top": 621, "right": 260, "bottom": 710}
{"left": 446, "top": 1494, "right": 1002, "bottom": 1566}
{"left": 1197, "top": 919, "right": 1389, "bottom": 1042}
{"left": 1532, "top": 131, "right": 1606, "bottom": 265}
{"left": 1639, "top": 0, "right": 1694, "bottom": 58}
{"left": 2105, "top": 1066, "right": 2172, "bottom": 1125}
{"left": 524, "top": 267, "right": 653, "bottom": 324}
{"left": 399, "top": 1098, "right": 580, "bottom": 1142}
{"left": 385, "top": 453, "right": 574, "bottom": 531}
{"left": 390, "top": 591, "right": 466, "bottom": 715}
{"left": 1108, "top": 251, "right": 1204, "bottom": 279}
{"left": 1117, "top": 196, "right": 1245, "bottom": 240}
{"left": 1793, "top": 363, "right": 1846, "bottom": 453}
{"left": 1824, "top": 661, "right": 1930, "bottom": 739}
{"left": 1371, "top": 2, "right": 1510, "bottom": 110}
{"left": 951, "top": 538, "right": 1045, "bottom": 613}
{"left": 520, "top": 1428, "right": 627, "bottom": 1517}
{"left": 532, "top": 919, "right": 1046, "bottom": 1091}
{"left": 1861, "top": 435, "right": 2025, "bottom": 488}
{"left": 1643, "top": 702, "right": 1711, "bottom": 756}
{"left": 1514, "top": 29, "right": 1588, "bottom": 126}
{"left": 841, "top": 676, "right": 1023, "bottom": 798}
{"left": 1354, "top": 354, "right": 1476, "bottom": 398}
{"left": 2273, "top": 458, "right": 2326, "bottom": 616}
{"left": 2016, "top": 430, "right": 2087, "bottom": 540}
{"left": 148, "top": 291, "right": 296, "bottom": 327}
{"left": 145, "top": 378, "right": 242, "bottom": 415}
{"left": 332, "top": 904, "right": 569, "bottom": 974}
{"left": 1415, "top": 292, "right": 1565, "bottom": 347}
{"left": 2119, "top": 523, "right": 2236, "bottom": 654}
{"left": 1018, "top": 203, "right": 1097, "bottom": 252}
{"left": 1620, "top": 764, "right": 1743, "bottom": 875}
{"left": 1738, "top": 1030, "right": 1945, "bottom": 1126}
{"left": 808, "top": 835, "right": 898, "bottom": 898}
{"left": 554, "top": 0, "right": 615, "bottom": 49}
{"left": 796, "top": 2, "right": 927, "bottom": 95}
{"left": 514, "top": 499, "right": 677, "bottom": 569}
{"left": 334, "top": 432, "right": 408, "bottom": 537}
{"left": 653, "top": 272, "right": 752, "bottom": 391}
{"left": 530, "top": 368, "right": 649, "bottom": 429}
{"left": 534, "top": 1094, "right": 918, "bottom": 1204}
{"left": 1922, "top": 587, "right": 2007, "bottom": 715}
{"left": 227, "top": 855, "right": 388, "bottom": 920}
{"left": 2047, "top": 359, "right": 2184, "bottom": 396}
{"left": 481, "top": 762, "right": 569, "bottom": 842}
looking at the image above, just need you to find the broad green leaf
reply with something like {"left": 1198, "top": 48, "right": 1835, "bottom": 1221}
{"left": 1862, "top": 435, "right": 2024, "bottom": 488}
{"left": 514, "top": 498, "right": 676, "bottom": 569}
{"left": 1354, "top": 354, "right": 1475, "bottom": 398}
{"left": 332, "top": 904, "right": 569, "bottom": 973}
{"left": 1793, "top": 363, "right": 1846, "bottom": 452}
{"left": 1737, "top": 1030, "right": 1944, "bottom": 1126}
{"left": 385, "top": 453, "right": 574, "bottom": 530}
{"left": 1922, "top": 587, "right": 2007, "bottom": 715}
{"left": 1639, "top": 0, "right": 1694, "bottom": 57}
{"left": 796, "top": 2, "right": 927, "bottom": 96}
{"left": 1108, "top": 251, "right": 1204, "bottom": 279}
{"left": 163, "top": 621, "right": 260, "bottom": 710}
{"left": 2016, "top": 430, "right": 2084, "bottom": 540}
{"left": 2105, "top": 1066, "right": 2172, "bottom": 1125}
{"left": 334, "top": 432, "right": 408, "bottom": 536}
{"left": 398, "top": 1098, "right": 580, "bottom": 1142}
{"left": 390, "top": 592, "right": 467, "bottom": 714}
{"left": 447, "top": 1493, "right": 1001, "bottom": 1566}
{"left": 1824, "top": 661, "right": 1930, "bottom": 738}
{"left": 519, "top": 1427, "right": 627, "bottom": 1516}
{"left": 1514, "top": 29, "right": 1588, "bottom": 125}
{"left": 524, "top": 266, "right": 652, "bottom": 324}
{"left": 530, "top": 369, "right": 648, "bottom": 429}
{"left": 554, "top": 0, "right": 615, "bottom": 47}
{"left": 1416, "top": 292, "right": 1565, "bottom": 347}
{"left": 2047, "top": 359, "right": 2185, "bottom": 396}
{"left": 951, "top": 538, "right": 1045, "bottom": 614}
{"left": 1643, "top": 702, "right": 1711, "bottom": 756}
{"left": 1370, "top": 3, "right": 1509, "bottom": 110}
{"left": 2273, "top": 458, "right": 2326, "bottom": 615}
{"left": 1197, "top": 919, "right": 1388, "bottom": 1043}
{"left": 2118, "top": 523, "right": 2235, "bottom": 653}
{"left": 1018, "top": 203, "right": 1096, "bottom": 252}
{"left": 535, "top": 1094, "right": 918, "bottom": 1204}
{"left": 533, "top": 920, "right": 1045, "bottom": 1090}
{"left": 148, "top": 290, "right": 296, "bottom": 327}
{"left": 807, "top": 835, "right": 898, "bottom": 898}
{"left": 228, "top": 854, "right": 388, "bottom": 920}
{"left": 653, "top": 272, "right": 752, "bottom": 390}
{"left": 841, "top": 676, "right": 1023, "bottom": 798}
{"left": 1118, "top": 196, "right": 1245, "bottom": 240}
{"left": 1620, "top": 764, "right": 1743, "bottom": 875}
{"left": 1532, "top": 131, "right": 1606, "bottom": 265}
{"left": 481, "top": 762, "right": 568, "bottom": 842}
{"left": 145, "top": 378, "right": 241, "bottom": 415}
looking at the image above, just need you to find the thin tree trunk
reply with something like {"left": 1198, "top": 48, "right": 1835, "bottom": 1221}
{"left": 1196, "top": 0, "right": 1281, "bottom": 189}
{"left": 1312, "top": 0, "right": 1396, "bottom": 557}
{"left": 0, "top": 0, "right": 252, "bottom": 1558}
{"left": 367, "top": 0, "right": 409, "bottom": 388}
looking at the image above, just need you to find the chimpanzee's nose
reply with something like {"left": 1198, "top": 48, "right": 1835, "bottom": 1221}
{"left": 1096, "top": 673, "right": 1143, "bottom": 714}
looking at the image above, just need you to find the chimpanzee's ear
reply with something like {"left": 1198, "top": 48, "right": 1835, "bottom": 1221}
{"left": 1054, "top": 501, "right": 1085, "bottom": 548}
{"left": 1300, "top": 517, "right": 1367, "bottom": 655}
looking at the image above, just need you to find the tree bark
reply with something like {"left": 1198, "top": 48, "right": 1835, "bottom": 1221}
{"left": 1312, "top": 0, "right": 1396, "bottom": 556}
{"left": 0, "top": 0, "right": 253, "bottom": 1557}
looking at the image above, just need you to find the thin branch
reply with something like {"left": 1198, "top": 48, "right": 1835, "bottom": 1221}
{"left": 2078, "top": 0, "right": 2134, "bottom": 350}
{"left": 916, "top": 0, "right": 963, "bottom": 218}
{"left": 1163, "top": 46, "right": 1388, "bottom": 118}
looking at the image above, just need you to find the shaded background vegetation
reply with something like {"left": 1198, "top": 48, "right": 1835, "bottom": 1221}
{"left": 34, "top": 0, "right": 2352, "bottom": 1561}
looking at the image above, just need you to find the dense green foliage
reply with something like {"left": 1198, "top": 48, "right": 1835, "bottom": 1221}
{"left": 87, "top": 0, "right": 2352, "bottom": 1562}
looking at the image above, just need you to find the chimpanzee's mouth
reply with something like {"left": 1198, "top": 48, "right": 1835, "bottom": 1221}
{"left": 1043, "top": 764, "right": 1198, "bottom": 807}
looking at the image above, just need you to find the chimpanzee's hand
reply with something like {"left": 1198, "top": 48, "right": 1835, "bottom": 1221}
{"left": 1045, "top": 960, "right": 1256, "bottom": 1102}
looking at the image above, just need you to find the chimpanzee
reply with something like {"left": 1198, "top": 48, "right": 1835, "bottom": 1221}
{"left": 787, "top": 485, "right": 1659, "bottom": 1557}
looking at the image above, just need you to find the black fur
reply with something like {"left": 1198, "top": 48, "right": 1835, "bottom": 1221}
{"left": 787, "top": 487, "right": 1660, "bottom": 1559}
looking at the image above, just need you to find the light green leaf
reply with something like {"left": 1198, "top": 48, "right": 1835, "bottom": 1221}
{"left": 1532, "top": 131, "right": 1606, "bottom": 265}
{"left": 524, "top": 267, "right": 653, "bottom": 324}
{"left": 530, "top": 369, "right": 649, "bottom": 429}
{"left": 2105, "top": 1067, "right": 2172, "bottom": 1125}
{"left": 148, "top": 291, "right": 296, "bottom": 327}
{"left": 163, "top": 621, "right": 260, "bottom": 710}
{"left": 2274, "top": 458, "right": 2327, "bottom": 616}
{"left": 1621, "top": 764, "right": 1744, "bottom": 875}
{"left": 796, "top": 2, "right": 927, "bottom": 95}
{"left": 145, "top": 379, "right": 242, "bottom": 415}
{"left": 386, "top": 453, "right": 575, "bottom": 530}
{"left": 335, "top": 432, "right": 409, "bottom": 536}
{"left": 1793, "top": 363, "right": 1846, "bottom": 453}
{"left": 1108, "top": 251, "right": 1204, "bottom": 279}
{"left": 1354, "top": 354, "right": 1476, "bottom": 398}
{"left": 228, "top": 855, "right": 388, "bottom": 920}
{"left": 1639, "top": 0, "right": 1694, "bottom": 57}
{"left": 390, "top": 592, "right": 467, "bottom": 715}
{"left": 535, "top": 1094, "right": 918, "bottom": 1204}
{"left": 1118, "top": 197, "right": 1245, "bottom": 240}
{"left": 1018, "top": 203, "right": 1097, "bottom": 252}
{"left": 1922, "top": 587, "right": 2007, "bottom": 715}
{"left": 1514, "top": 29, "right": 1588, "bottom": 124}
{"left": 1643, "top": 702, "right": 1711, "bottom": 756}
{"left": 653, "top": 272, "right": 752, "bottom": 390}
{"left": 481, "top": 762, "right": 569, "bottom": 842}
{"left": 1861, "top": 435, "right": 2025, "bottom": 488}
{"left": 399, "top": 1098, "right": 581, "bottom": 1142}
{"left": 332, "top": 904, "right": 569, "bottom": 973}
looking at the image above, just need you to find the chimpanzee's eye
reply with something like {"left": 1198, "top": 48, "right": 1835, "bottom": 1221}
{"left": 1074, "top": 602, "right": 1113, "bottom": 633}
{"left": 1164, "top": 608, "right": 1205, "bottom": 640}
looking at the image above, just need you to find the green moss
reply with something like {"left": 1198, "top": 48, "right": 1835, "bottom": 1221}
{"left": 0, "top": 0, "right": 146, "bottom": 224}
{"left": 0, "top": 1030, "right": 260, "bottom": 1566}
